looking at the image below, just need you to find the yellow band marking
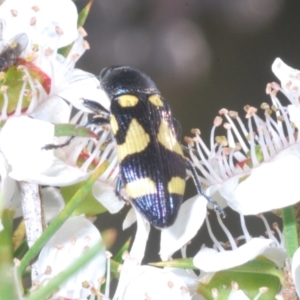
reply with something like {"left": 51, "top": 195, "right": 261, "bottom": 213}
{"left": 126, "top": 177, "right": 157, "bottom": 199}
{"left": 118, "top": 95, "right": 139, "bottom": 107}
{"left": 168, "top": 176, "right": 185, "bottom": 195}
{"left": 118, "top": 118, "right": 150, "bottom": 162}
{"left": 157, "top": 120, "right": 184, "bottom": 156}
{"left": 149, "top": 94, "right": 164, "bottom": 107}
{"left": 110, "top": 114, "right": 119, "bottom": 135}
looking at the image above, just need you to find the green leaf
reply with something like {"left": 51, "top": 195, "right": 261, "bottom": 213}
{"left": 13, "top": 240, "right": 28, "bottom": 260}
{"left": 58, "top": 0, "right": 93, "bottom": 57}
{"left": 227, "top": 259, "right": 284, "bottom": 284}
{"left": 110, "top": 259, "right": 121, "bottom": 280}
{"left": 54, "top": 124, "right": 96, "bottom": 138}
{"left": 198, "top": 259, "right": 282, "bottom": 300}
{"left": 114, "top": 238, "right": 132, "bottom": 264}
{"left": 282, "top": 205, "right": 298, "bottom": 258}
{"left": 61, "top": 182, "right": 107, "bottom": 216}
{"left": 77, "top": 0, "right": 93, "bottom": 28}
{"left": 0, "top": 210, "right": 15, "bottom": 299}
{"left": 150, "top": 258, "right": 195, "bottom": 270}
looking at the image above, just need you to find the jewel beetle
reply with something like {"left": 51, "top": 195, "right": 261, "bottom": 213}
{"left": 82, "top": 66, "right": 225, "bottom": 228}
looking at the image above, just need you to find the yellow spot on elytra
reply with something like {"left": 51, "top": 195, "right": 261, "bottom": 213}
{"left": 157, "top": 120, "right": 184, "bottom": 156}
{"left": 110, "top": 115, "right": 119, "bottom": 135}
{"left": 118, "top": 95, "right": 139, "bottom": 107}
{"left": 118, "top": 118, "right": 150, "bottom": 162}
{"left": 125, "top": 177, "right": 157, "bottom": 199}
{"left": 167, "top": 177, "right": 185, "bottom": 195}
{"left": 149, "top": 94, "right": 163, "bottom": 107}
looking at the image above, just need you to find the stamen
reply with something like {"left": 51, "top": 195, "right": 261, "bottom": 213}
{"left": 55, "top": 26, "right": 63, "bottom": 36}
{"left": 223, "top": 111, "right": 250, "bottom": 153}
{"left": 31, "top": 6, "right": 40, "bottom": 12}
{"left": 83, "top": 40, "right": 90, "bottom": 50}
{"left": 239, "top": 214, "right": 251, "bottom": 242}
{"left": 247, "top": 116, "right": 260, "bottom": 167}
{"left": 78, "top": 27, "right": 87, "bottom": 37}
{"left": 30, "top": 17, "right": 36, "bottom": 26}
{"left": 212, "top": 288, "right": 219, "bottom": 299}
{"left": 272, "top": 222, "right": 284, "bottom": 248}
{"left": 205, "top": 216, "right": 224, "bottom": 252}
{"left": 258, "top": 214, "right": 279, "bottom": 247}
{"left": 253, "top": 287, "right": 269, "bottom": 300}
{"left": 11, "top": 9, "right": 18, "bottom": 17}
{"left": 1, "top": 87, "right": 8, "bottom": 120}
{"left": 105, "top": 252, "right": 111, "bottom": 298}
{"left": 15, "top": 80, "right": 28, "bottom": 116}
{"left": 216, "top": 213, "right": 237, "bottom": 250}
{"left": 231, "top": 281, "right": 239, "bottom": 291}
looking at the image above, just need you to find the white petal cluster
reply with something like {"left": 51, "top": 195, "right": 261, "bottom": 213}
{"left": 36, "top": 215, "right": 106, "bottom": 299}
{"left": 187, "top": 65, "right": 300, "bottom": 215}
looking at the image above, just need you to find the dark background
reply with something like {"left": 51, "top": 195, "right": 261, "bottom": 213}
{"left": 76, "top": 0, "right": 293, "bottom": 261}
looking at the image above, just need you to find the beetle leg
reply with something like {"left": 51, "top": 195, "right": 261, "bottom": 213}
{"left": 82, "top": 98, "right": 110, "bottom": 115}
{"left": 115, "top": 175, "right": 129, "bottom": 203}
{"left": 172, "top": 117, "right": 182, "bottom": 141}
{"left": 42, "top": 117, "right": 110, "bottom": 150}
{"left": 185, "top": 157, "right": 226, "bottom": 218}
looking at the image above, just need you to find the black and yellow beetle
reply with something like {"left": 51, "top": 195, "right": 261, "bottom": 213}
{"left": 82, "top": 66, "right": 225, "bottom": 228}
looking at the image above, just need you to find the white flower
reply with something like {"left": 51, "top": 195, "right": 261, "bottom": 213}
{"left": 0, "top": 150, "right": 21, "bottom": 230}
{"left": 0, "top": 0, "right": 109, "bottom": 123}
{"left": 160, "top": 195, "right": 207, "bottom": 261}
{"left": 0, "top": 115, "right": 123, "bottom": 213}
{"left": 41, "top": 187, "right": 65, "bottom": 223}
{"left": 36, "top": 215, "right": 106, "bottom": 300}
{"left": 118, "top": 265, "right": 191, "bottom": 300}
{"left": 193, "top": 214, "right": 285, "bottom": 273}
{"left": 0, "top": 0, "right": 78, "bottom": 49}
{"left": 271, "top": 58, "right": 300, "bottom": 129}
{"left": 160, "top": 214, "right": 285, "bottom": 300}
{"left": 292, "top": 248, "right": 300, "bottom": 297}
{"left": 187, "top": 96, "right": 300, "bottom": 215}
{"left": 121, "top": 195, "right": 207, "bottom": 264}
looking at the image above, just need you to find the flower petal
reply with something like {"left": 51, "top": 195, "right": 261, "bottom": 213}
{"left": 130, "top": 208, "right": 151, "bottom": 262}
{"left": 228, "top": 290, "right": 250, "bottom": 300}
{"left": 0, "top": 151, "right": 21, "bottom": 215}
{"left": 272, "top": 58, "right": 300, "bottom": 91}
{"left": 292, "top": 247, "right": 300, "bottom": 297}
{"left": 58, "top": 69, "right": 111, "bottom": 113}
{"left": 0, "top": 116, "right": 55, "bottom": 180}
{"left": 36, "top": 215, "right": 106, "bottom": 299}
{"left": 262, "top": 247, "right": 286, "bottom": 268}
{"left": 30, "top": 96, "right": 71, "bottom": 123}
{"left": 123, "top": 208, "right": 136, "bottom": 230}
{"left": 193, "top": 238, "right": 273, "bottom": 272}
{"left": 41, "top": 187, "right": 64, "bottom": 223}
{"left": 221, "top": 154, "right": 300, "bottom": 215}
{"left": 92, "top": 181, "right": 125, "bottom": 214}
{"left": 0, "top": 0, "right": 78, "bottom": 48}
{"left": 160, "top": 195, "right": 207, "bottom": 261}
{"left": 0, "top": 116, "right": 90, "bottom": 185}
{"left": 288, "top": 104, "right": 300, "bottom": 130}
{"left": 121, "top": 266, "right": 191, "bottom": 300}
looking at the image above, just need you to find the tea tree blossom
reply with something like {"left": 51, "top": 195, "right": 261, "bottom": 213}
{"left": 0, "top": 0, "right": 108, "bottom": 123}
{"left": 187, "top": 96, "right": 300, "bottom": 215}
{"left": 120, "top": 265, "right": 191, "bottom": 300}
{"left": 193, "top": 213, "right": 284, "bottom": 272}
{"left": 35, "top": 215, "right": 106, "bottom": 299}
